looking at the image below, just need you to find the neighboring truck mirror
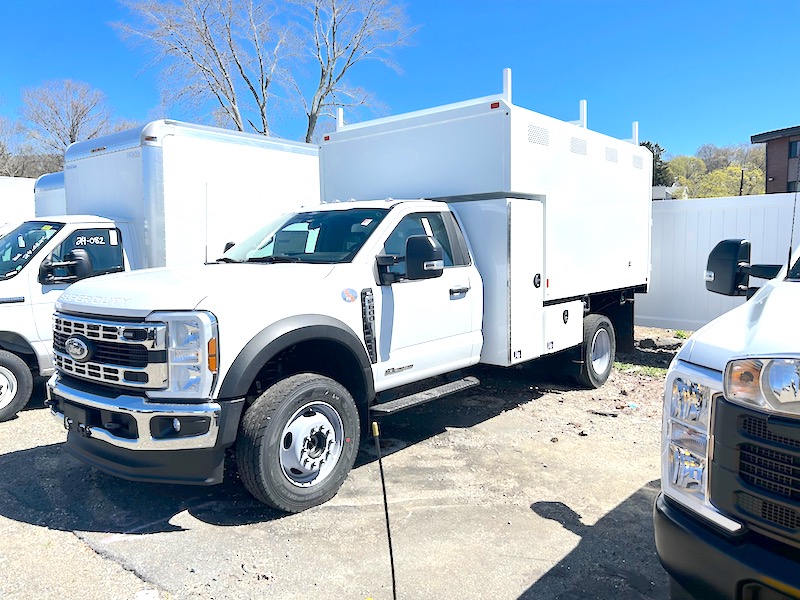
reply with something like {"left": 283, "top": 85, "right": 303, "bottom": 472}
{"left": 39, "top": 249, "right": 94, "bottom": 285}
{"left": 67, "top": 249, "right": 94, "bottom": 280}
{"left": 406, "top": 235, "right": 444, "bottom": 280}
{"left": 704, "top": 239, "right": 750, "bottom": 296}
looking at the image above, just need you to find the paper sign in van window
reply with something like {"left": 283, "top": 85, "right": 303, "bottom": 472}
{"left": 109, "top": 230, "right": 119, "bottom": 246}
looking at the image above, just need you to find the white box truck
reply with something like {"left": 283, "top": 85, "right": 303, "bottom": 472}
{"left": 0, "top": 120, "right": 319, "bottom": 421}
{"left": 655, "top": 231, "right": 800, "bottom": 599}
{"left": 46, "top": 71, "right": 652, "bottom": 512}
{"left": 0, "top": 176, "right": 36, "bottom": 230}
{"left": 34, "top": 171, "right": 67, "bottom": 217}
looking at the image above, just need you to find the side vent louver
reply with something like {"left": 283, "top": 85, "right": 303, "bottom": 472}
{"left": 605, "top": 147, "right": 619, "bottom": 163}
{"left": 528, "top": 125, "right": 549, "bottom": 146}
{"left": 570, "top": 138, "right": 587, "bottom": 155}
{"left": 633, "top": 155, "right": 644, "bottom": 169}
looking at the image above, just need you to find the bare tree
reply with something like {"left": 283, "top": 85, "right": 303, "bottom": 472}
{"left": 291, "top": 0, "right": 414, "bottom": 142}
{"left": 116, "top": 0, "right": 292, "bottom": 135}
{"left": 20, "top": 80, "right": 113, "bottom": 155}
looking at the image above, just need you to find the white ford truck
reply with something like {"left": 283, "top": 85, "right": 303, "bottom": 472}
{"left": 655, "top": 237, "right": 800, "bottom": 599}
{"left": 47, "top": 72, "right": 653, "bottom": 512}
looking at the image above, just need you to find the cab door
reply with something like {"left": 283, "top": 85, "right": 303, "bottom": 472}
{"left": 373, "top": 210, "right": 481, "bottom": 390}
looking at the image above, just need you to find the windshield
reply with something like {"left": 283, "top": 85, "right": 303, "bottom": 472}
{"left": 0, "top": 221, "right": 63, "bottom": 279}
{"left": 219, "top": 208, "right": 389, "bottom": 264}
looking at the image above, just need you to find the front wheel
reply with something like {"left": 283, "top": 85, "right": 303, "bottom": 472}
{"left": 576, "top": 314, "right": 616, "bottom": 389}
{"left": 0, "top": 350, "right": 34, "bottom": 422}
{"left": 236, "top": 373, "right": 361, "bottom": 512}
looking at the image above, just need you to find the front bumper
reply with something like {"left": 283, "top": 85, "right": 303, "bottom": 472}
{"left": 47, "top": 374, "right": 244, "bottom": 485}
{"left": 654, "top": 493, "right": 800, "bottom": 600}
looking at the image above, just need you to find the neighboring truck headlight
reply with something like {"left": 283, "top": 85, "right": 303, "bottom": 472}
{"left": 667, "top": 378, "right": 710, "bottom": 499}
{"left": 662, "top": 366, "right": 742, "bottom": 532}
{"left": 726, "top": 358, "right": 800, "bottom": 415}
{"left": 146, "top": 311, "right": 219, "bottom": 400}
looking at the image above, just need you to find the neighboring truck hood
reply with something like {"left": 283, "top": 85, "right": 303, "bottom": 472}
{"left": 56, "top": 263, "right": 335, "bottom": 319}
{"left": 679, "top": 279, "right": 800, "bottom": 372}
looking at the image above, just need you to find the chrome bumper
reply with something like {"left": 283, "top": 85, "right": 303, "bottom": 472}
{"left": 47, "top": 374, "right": 222, "bottom": 451}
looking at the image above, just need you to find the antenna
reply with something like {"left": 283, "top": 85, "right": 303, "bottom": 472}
{"left": 789, "top": 153, "right": 800, "bottom": 273}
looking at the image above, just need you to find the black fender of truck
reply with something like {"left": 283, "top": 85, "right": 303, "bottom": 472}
{"left": 216, "top": 314, "right": 375, "bottom": 404}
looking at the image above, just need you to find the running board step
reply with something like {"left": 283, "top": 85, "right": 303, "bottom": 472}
{"left": 370, "top": 376, "right": 480, "bottom": 416}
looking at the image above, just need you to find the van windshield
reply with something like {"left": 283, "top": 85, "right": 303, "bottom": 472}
{"left": 0, "top": 222, "right": 63, "bottom": 279}
{"left": 219, "top": 208, "right": 389, "bottom": 264}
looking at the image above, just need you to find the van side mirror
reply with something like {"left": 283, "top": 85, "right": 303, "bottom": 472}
{"left": 704, "top": 239, "right": 750, "bottom": 296}
{"left": 224, "top": 241, "right": 235, "bottom": 252}
{"left": 406, "top": 235, "right": 444, "bottom": 280}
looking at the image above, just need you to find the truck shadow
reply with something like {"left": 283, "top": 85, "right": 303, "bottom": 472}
{"left": 521, "top": 480, "right": 669, "bottom": 599}
{"left": 0, "top": 364, "right": 560, "bottom": 534}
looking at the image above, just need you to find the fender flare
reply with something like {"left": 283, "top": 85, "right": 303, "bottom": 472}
{"left": 216, "top": 314, "right": 375, "bottom": 401}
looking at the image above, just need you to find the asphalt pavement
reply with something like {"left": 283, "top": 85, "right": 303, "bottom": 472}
{"left": 0, "top": 370, "right": 670, "bottom": 600}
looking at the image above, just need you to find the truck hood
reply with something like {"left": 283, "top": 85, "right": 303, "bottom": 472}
{"left": 679, "top": 279, "right": 800, "bottom": 372}
{"left": 56, "top": 263, "right": 335, "bottom": 319}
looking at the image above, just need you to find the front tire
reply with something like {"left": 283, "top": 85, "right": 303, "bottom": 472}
{"left": 0, "top": 350, "right": 34, "bottom": 422}
{"left": 577, "top": 314, "right": 616, "bottom": 389}
{"left": 236, "top": 373, "right": 361, "bottom": 512}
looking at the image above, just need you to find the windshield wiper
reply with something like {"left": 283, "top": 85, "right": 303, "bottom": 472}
{"left": 215, "top": 257, "right": 240, "bottom": 263}
{"left": 246, "top": 255, "right": 302, "bottom": 264}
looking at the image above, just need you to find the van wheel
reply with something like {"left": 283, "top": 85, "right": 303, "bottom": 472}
{"left": 236, "top": 373, "right": 360, "bottom": 512}
{"left": 577, "top": 315, "right": 616, "bottom": 389}
{"left": 0, "top": 350, "right": 34, "bottom": 422}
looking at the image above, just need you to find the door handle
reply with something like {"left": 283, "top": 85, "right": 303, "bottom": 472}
{"left": 450, "top": 286, "right": 470, "bottom": 296}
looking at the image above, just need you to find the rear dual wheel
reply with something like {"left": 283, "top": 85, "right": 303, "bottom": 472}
{"left": 577, "top": 314, "right": 616, "bottom": 389}
{"left": 237, "top": 373, "right": 360, "bottom": 512}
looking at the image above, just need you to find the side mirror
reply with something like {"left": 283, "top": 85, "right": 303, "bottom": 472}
{"left": 406, "top": 235, "right": 444, "bottom": 280}
{"left": 224, "top": 241, "right": 235, "bottom": 252}
{"left": 39, "top": 249, "right": 94, "bottom": 285}
{"left": 704, "top": 239, "right": 750, "bottom": 296}
{"left": 67, "top": 249, "right": 94, "bottom": 280}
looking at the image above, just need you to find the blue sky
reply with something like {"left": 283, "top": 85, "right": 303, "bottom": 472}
{"left": 1, "top": 0, "right": 798, "bottom": 157}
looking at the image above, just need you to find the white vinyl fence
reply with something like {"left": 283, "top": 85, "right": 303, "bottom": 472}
{"left": 635, "top": 193, "right": 800, "bottom": 331}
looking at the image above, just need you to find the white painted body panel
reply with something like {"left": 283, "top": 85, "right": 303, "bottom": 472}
{"left": 320, "top": 96, "right": 652, "bottom": 304}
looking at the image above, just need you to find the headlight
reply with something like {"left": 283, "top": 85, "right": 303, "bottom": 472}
{"left": 661, "top": 364, "right": 742, "bottom": 533}
{"left": 146, "top": 311, "right": 219, "bottom": 400}
{"left": 725, "top": 358, "right": 800, "bottom": 415}
{"left": 666, "top": 378, "right": 711, "bottom": 499}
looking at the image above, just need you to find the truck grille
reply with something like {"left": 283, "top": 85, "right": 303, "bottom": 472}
{"left": 53, "top": 313, "right": 168, "bottom": 390}
{"left": 710, "top": 398, "right": 800, "bottom": 545}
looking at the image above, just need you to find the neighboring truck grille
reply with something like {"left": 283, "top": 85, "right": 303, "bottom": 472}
{"left": 52, "top": 313, "right": 168, "bottom": 390}
{"left": 711, "top": 398, "right": 800, "bottom": 546}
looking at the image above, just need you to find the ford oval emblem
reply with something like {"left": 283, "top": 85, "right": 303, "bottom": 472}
{"left": 65, "top": 336, "right": 90, "bottom": 362}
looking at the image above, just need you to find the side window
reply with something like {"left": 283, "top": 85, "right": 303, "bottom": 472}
{"left": 51, "top": 228, "right": 124, "bottom": 277}
{"left": 382, "top": 211, "right": 470, "bottom": 275}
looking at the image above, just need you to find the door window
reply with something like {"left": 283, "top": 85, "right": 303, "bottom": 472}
{"left": 50, "top": 228, "right": 124, "bottom": 278}
{"left": 382, "top": 211, "right": 470, "bottom": 276}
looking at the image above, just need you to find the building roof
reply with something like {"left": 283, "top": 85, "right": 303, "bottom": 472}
{"left": 751, "top": 125, "right": 800, "bottom": 144}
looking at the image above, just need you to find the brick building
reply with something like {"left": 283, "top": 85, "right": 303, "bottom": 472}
{"left": 751, "top": 125, "right": 800, "bottom": 193}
